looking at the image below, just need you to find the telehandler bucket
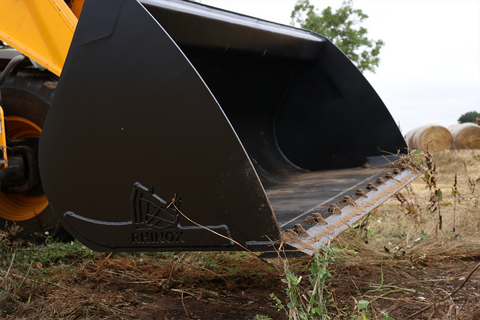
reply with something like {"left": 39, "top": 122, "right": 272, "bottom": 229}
{"left": 39, "top": 0, "right": 417, "bottom": 257}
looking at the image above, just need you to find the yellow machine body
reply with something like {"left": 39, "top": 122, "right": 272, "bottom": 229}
{"left": 0, "top": 107, "right": 7, "bottom": 169}
{"left": 0, "top": 0, "right": 80, "bottom": 76}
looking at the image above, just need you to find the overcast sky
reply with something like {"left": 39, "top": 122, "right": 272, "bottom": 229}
{"left": 199, "top": 0, "right": 480, "bottom": 135}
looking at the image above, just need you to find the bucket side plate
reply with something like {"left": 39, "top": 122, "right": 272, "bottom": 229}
{"left": 39, "top": 0, "right": 280, "bottom": 252}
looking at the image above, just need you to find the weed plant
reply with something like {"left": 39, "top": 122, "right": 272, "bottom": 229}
{"left": 270, "top": 245, "right": 341, "bottom": 319}
{"left": 269, "top": 245, "right": 396, "bottom": 320}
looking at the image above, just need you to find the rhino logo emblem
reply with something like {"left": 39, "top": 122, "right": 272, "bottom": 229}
{"left": 131, "top": 182, "right": 181, "bottom": 231}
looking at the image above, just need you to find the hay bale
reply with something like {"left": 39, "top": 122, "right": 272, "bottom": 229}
{"left": 448, "top": 123, "right": 480, "bottom": 150}
{"left": 405, "top": 125, "right": 452, "bottom": 153}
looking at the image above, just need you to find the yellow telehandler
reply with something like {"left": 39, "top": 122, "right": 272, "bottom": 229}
{"left": 0, "top": 0, "right": 417, "bottom": 257}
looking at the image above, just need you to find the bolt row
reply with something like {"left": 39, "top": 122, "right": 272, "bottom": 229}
{"left": 293, "top": 165, "right": 406, "bottom": 236}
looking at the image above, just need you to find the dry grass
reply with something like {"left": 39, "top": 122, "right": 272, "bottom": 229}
{"left": 332, "top": 149, "right": 480, "bottom": 266}
{"left": 0, "top": 240, "right": 283, "bottom": 319}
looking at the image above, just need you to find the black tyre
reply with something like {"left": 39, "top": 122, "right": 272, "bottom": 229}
{"left": 0, "top": 69, "right": 59, "bottom": 239}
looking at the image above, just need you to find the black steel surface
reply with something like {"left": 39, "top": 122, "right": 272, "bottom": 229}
{"left": 268, "top": 166, "right": 394, "bottom": 230}
{"left": 40, "top": 0, "right": 279, "bottom": 252}
{"left": 274, "top": 41, "right": 406, "bottom": 170}
{"left": 39, "top": 0, "right": 408, "bottom": 254}
{"left": 140, "top": 0, "right": 324, "bottom": 61}
{"left": 138, "top": 0, "right": 406, "bottom": 180}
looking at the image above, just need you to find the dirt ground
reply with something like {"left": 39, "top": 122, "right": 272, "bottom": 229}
{"left": 331, "top": 258, "right": 480, "bottom": 319}
{"left": 3, "top": 251, "right": 480, "bottom": 320}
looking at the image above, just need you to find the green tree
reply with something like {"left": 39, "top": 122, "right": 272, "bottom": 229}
{"left": 291, "top": 0, "right": 384, "bottom": 73}
{"left": 458, "top": 111, "right": 480, "bottom": 124}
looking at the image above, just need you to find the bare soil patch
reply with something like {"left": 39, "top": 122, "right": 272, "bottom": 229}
{"left": 331, "top": 258, "right": 480, "bottom": 319}
{"left": 2, "top": 252, "right": 480, "bottom": 319}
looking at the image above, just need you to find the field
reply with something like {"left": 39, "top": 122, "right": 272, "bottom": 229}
{"left": 1, "top": 150, "right": 480, "bottom": 319}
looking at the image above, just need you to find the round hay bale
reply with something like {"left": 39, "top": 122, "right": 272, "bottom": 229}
{"left": 404, "top": 125, "right": 452, "bottom": 153}
{"left": 448, "top": 123, "right": 480, "bottom": 150}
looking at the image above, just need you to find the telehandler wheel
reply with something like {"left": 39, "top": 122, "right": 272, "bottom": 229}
{"left": 0, "top": 70, "right": 60, "bottom": 239}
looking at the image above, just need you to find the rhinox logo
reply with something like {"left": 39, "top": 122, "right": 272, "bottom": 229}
{"left": 62, "top": 181, "right": 234, "bottom": 248}
{"left": 131, "top": 182, "right": 181, "bottom": 231}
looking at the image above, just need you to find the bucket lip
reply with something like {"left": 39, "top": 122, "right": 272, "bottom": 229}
{"left": 262, "top": 167, "right": 420, "bottom": 257}
{"left": 140, "top": 0, "right": 325, "bottom": 43}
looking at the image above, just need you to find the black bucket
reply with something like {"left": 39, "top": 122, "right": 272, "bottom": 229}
{"left": 39, "top": 0, "right": 415, "bottom": 256}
